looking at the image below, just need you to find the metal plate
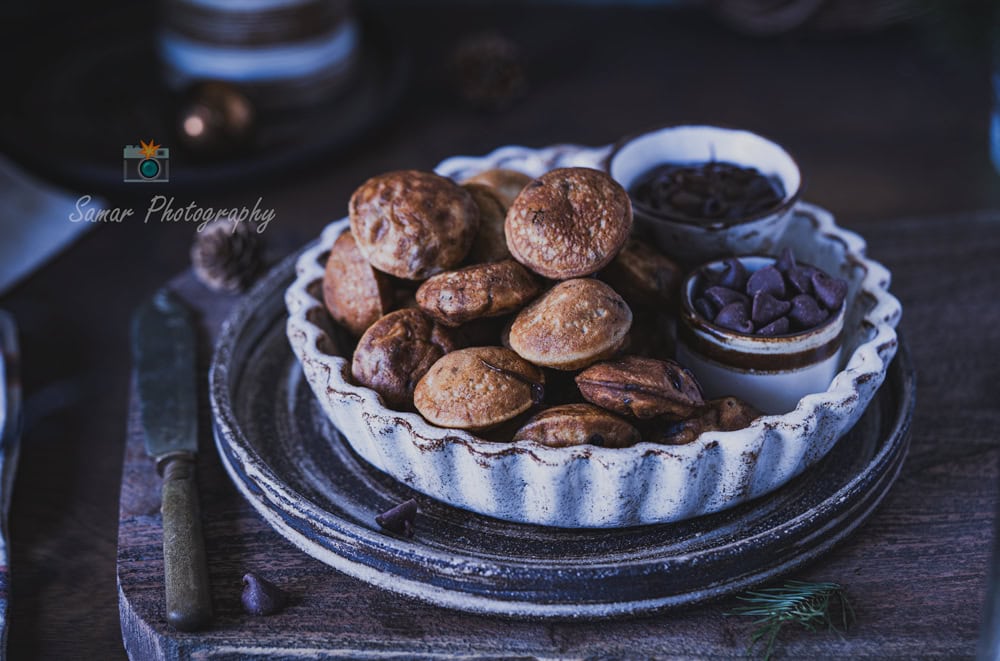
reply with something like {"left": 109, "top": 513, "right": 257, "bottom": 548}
{"left": 210, "top": 253, "right": 915, "bottom": 618}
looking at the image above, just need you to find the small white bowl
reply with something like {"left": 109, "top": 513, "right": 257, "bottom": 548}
{"left": 677, "top": 256, "right": 845, "bottom": 415}
{"left": 605, "top": 125, "right": 802, "bottom": 265}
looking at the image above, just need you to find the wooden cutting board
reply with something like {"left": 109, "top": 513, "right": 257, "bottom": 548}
{"left": 115, "top": 265, "right": 936, "bottom": 660}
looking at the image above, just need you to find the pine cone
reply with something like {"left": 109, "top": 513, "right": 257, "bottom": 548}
{"left": 450, "top": 33, "right": 527, "bottom": 111}
{"left": 191, "top": 217, "right": 264, "bottom": 293}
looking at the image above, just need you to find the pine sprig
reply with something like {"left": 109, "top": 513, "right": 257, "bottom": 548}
{"left": 726, "top": 580, "right": 855, "bottom": 661}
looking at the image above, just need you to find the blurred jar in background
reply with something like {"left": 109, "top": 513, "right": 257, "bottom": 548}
{"left": 993, "top": 12, "right": 1000, "bottom": 174}
{"left": 158, "top": 0, "right": 360, "bottom": 112}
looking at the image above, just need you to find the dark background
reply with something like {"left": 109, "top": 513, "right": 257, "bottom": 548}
{"left": 1, "top": 1, "right": 998, "bottom": 657}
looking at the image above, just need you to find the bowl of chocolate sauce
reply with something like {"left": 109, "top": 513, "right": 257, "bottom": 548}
{"left": 605, "top": 125, "right": 802, "bottom": 265}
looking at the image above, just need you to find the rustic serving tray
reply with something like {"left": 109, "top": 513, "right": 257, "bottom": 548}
{"left": 118, "top": 257, "right": 912, "bottom": 657}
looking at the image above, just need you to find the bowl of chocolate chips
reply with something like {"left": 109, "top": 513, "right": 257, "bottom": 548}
{"left": 677, "top": 250, "right": 848, "bottom": 415}
{"left": 606, "top": 124, "right": 802, "bottom": 265}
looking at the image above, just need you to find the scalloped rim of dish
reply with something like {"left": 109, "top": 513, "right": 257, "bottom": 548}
{"left": 284, "top": 143, "right": 902, "bottom": 528}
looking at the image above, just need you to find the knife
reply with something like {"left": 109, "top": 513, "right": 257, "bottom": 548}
{"left": 131, "top": 289, "right": 212, "bottom": 631}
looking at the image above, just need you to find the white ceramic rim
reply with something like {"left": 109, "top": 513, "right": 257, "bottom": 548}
{"left": 606, "top": 124, "right": 803, "bottom": 225}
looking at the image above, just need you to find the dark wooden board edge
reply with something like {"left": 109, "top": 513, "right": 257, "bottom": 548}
{"left": 117, "top": 269, "right": 914, "bottom": 659}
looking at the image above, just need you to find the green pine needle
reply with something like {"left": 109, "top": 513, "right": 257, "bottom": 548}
{"left": 726, "top": 580, "right": 855, "bottom": 661}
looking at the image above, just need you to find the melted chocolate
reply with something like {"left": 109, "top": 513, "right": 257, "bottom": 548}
{"left": 630, "top": 161, "right": 785, "bottom": 224}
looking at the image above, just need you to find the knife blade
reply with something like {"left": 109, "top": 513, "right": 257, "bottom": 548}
{"left": 131, "top": 289, "right": 212, "bottom": 631}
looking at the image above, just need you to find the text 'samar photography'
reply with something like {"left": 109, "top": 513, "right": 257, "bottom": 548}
{"left": 69, "top": 195, "right": 276, "bottom": 233}
{"left": 67, "top": 139, "right": 276, "bottom": 232}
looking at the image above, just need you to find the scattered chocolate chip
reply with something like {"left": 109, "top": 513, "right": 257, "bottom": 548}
{"left": 775, "top": 247, "right": 796, "bottom": 273}
{"left": 756, "top": 316, "right": 790, "bottom": 336}
{"left": 375, "top": 498, "right": 418, "bottom": 537}
{"left": 704, "top": 285, "right": 749, "bottom": 310}
{"left": 715, "top": 302, "right": 754, "bottom": 334}
{"left": 715, "top": 257, "right": 749, "bottom": 291}
{"left": 242, "top": 572, "right": 287, "bottom": 616}
{"left": 811, "top": 271, "right": 848, "bottom": 311}
{"left": 751, "top": 292, "right": 792, "bottom": 326}
{"left": 694, "top": 297, "right": 717, "bottom": 320}
{"left": 746, "top": 265, "right": 786, "bottom": 298}
{"left": 789, "top": 294, "right": 828, "bottom": 329}
{"left": 786, "top": 265, "right": 815, "bottom": 295}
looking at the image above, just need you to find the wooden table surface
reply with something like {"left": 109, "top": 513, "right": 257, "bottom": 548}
{"left": 2, "top": 3, "right": 1000, "bottom": 659}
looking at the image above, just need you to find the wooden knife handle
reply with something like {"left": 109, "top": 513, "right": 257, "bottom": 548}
{"left": 161, "top": 454, "right": 213, "bottom": 631}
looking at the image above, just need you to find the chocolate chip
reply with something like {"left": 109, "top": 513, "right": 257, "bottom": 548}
{"left": 811, "top": 271, "right": 848, "bottom": 311}
{"left": 751, "top": 292, "right": 792, "bottom": 326}
{"left": 694, "top": 297, "right": 716, "bottom": 320}
{"left": 715, "top": 257, "right": 748, "bottom": 291}
{"left": 715, "top": 302, "right": 754, "bottom": 334}
{"left": 704, "top": 285, "right": 749, "bottom": 310}
{"left": 756, "top": 316, "right": 790, "bottom": 336}
{"left": 787, "top": 265, "right": 815, "bottom": 295}
{"left": 789, "top": 294, "right": 828, "bottom": 329}
{"left": 746, "top": 265, "right": 786, "bottom": 298}
{"left": 376, "top": 498, "right": 418, "bottom": 537}
{"left": 242, "top": 572, "right": 288, "bottom": 616}
{"left": 775, "top": 247, "right": 796, "bottom": 273}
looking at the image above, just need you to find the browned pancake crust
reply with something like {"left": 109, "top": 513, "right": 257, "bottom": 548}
{"left": 655, "top": 397, "right": 761, "bottom": 445}
{"left": 513, "top": 403, "right": 640, "bottom": 448}
{"left": 462, "top": 183, "right": 511, "bottom": 263}
{"left": 416, "top": 259, "right": 541, "bottom": 327}
{"left": 505, "top": 167, "right": 632, "bottom": 279}
{"left": 322, "top": 231, "right": 395, "bottom": 337}
{"left": 349, "top": 170, "right": 479, "bottom": 280}
{"left": 352, "top": 308, "right": 457, "bottom": 408}
{"left": 600, "top": 238, "right": 682, "bottom": 307}
{"left": 414, "top": 346, "right": 544, "bottom": 430}
{"left": 575, "top": 355, "right": 704, "bottom": 419}
{"left": 508, "top": 278, "right": 632, "bottom": 370}
{"left": 462, "top": 168, "right": 533, "bottom": 208}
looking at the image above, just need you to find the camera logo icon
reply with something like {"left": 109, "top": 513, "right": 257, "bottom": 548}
{"left": 123, "top": 139, "right": 169, "bottom": 183}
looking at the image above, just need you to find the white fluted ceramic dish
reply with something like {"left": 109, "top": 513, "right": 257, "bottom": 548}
{"left": 285, "top": 144, "right": 902, "bottom": 528}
